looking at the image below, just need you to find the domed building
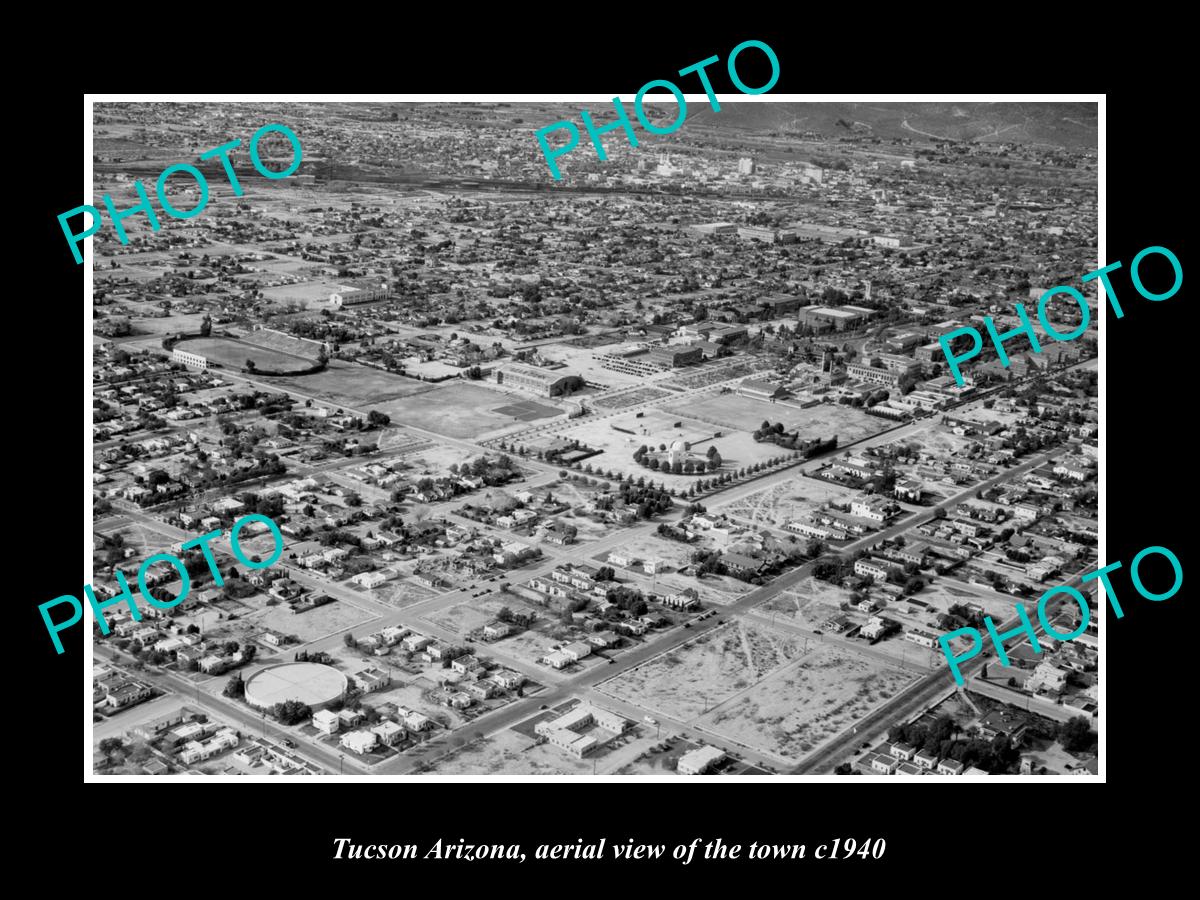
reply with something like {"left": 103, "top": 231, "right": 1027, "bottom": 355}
{"left": 634, "top": 438, "right": 722, "bottom": 476}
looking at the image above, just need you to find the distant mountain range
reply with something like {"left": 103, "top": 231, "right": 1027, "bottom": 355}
{"left": 689, "top": 102, "right": 1097, "bottom": 150}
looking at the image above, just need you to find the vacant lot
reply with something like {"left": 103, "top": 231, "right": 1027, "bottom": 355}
{"left": 422, "top": 596, "right": 510, "bottom": 635}
{"left": 719, "top": 477, "right": 863, "bottom": 530}
{"left": 697, "top": 644, "right": 917, "bottom": 762}
{"left": 914, "top": 578, "right": 1018, "bottom": 622}
{"left": 498, "top": 628, "right": 562, "bottom": 670}
{"left": 596, "top": 532, "right": 696, "bottom": 573}
{"left": 254, "top": 599, "right": 378, "bottom": 644}
{"left": 902, "top": 421, "right": 977, "bottom": 457}
{"left": 600, "top": 620, "right": 804, "bottom": 721}
{"left": 757, "top": 576, "right": 852, "bottom": 631}
{"left": 97, "top": 519, "right": 180, "bottom": 559}
{"left": 370, "top": 579, "right": 441, "bottom": 609}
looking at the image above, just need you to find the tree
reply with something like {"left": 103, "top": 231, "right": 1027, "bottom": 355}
{"left": 270, "top": 700, "right": 312, "bottom": 726}
{"left": 223, "top": 672, "right": 245, "bottom": 698}
{"left": 344, "top": 633, "right": 358, "bottom": 649}
{"left": 199, "top": 314, "right": 212, "bottom": 337}
{"left": 245, "top": 359, "right": 257, "bottom": 372}
{"left": 1057, "top": 716, "right": 1095, "bottom": 752}
{"left": 99, "top": 738, "right": 125, "bottom": 761}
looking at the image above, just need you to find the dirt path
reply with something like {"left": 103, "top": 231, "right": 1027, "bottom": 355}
{"left": 736, "top": 622, "right": 758, "bottom": 680}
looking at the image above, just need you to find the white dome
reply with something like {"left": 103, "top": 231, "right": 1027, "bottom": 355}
{"left": 670, "top": 439, "right": 689, "bottom": 452}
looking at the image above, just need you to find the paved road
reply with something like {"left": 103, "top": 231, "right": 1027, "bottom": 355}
{"left": 376, "top": 444, "right": 1069, "bottom": 773}
{"left": 99, "top": 438, "right": 1067, "bottom": 774}
{"left": 744, "top": 608, "right": 932, "bottom": 675}
{"left": 94, "top": 644, "right": 351, "bottom": 773}
{"left": 966, "top": 677, "right": 1079, "bottom": 723}
{"left": 94, "top": 348, "right": 1088, "bottom": 773}
{"left": 790, "top": 560, "right": 1095, "bottom": 774}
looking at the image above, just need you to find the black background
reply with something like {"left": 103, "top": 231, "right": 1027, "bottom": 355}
{"left": 18, "top": 23, "right": 1190, "bottom": 887}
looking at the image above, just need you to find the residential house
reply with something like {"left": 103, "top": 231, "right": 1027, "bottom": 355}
{"left": 340, "top": 730, "right": 378, "bottom": 754}
{"left": 312, "top": 710, "right": 340, "bottom": 736}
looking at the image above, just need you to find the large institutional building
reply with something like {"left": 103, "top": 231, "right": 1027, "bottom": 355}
{"left": 497, "top": 364, "right": 579, "bottom": 397}
{"left": 534, "top": 703, "right": 630, "bottom": 758}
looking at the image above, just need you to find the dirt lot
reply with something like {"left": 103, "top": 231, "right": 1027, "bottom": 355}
{"left": 757, "top": 576, "right": 853, "bottom": 631}
{"left": 697, "top": 644, "right": 917, "bottom": 763}
{"left": 596, "top": 532, "right": 752, "bottom": 605}
{"left": 911, "top": 578, "right": 1017, "bottom": 621}
{"left": 595, "top": 532, "right": 697, "bottom": 572}
{"left": 252, "top": 599, "right": 379, "bottom": 644}
{"left": 496, "top": 628, "right": 562, "bottom": 669}
{"left": 422, "top": 596, "right": 510, "bottom": 635}
{"left": 371, "top": 579, "right": 441, "bottom": 609}
{"left": 600, "top": 620, "right": 804, "bottom": 721}
{"left": 98, "top": 519, "right": 181, "bottom": 559}
{"left": 901, "top": 421, "right": 978, "bottom": 457}
{"left": 717, "top": 478, "right": 864, "bottom": 530}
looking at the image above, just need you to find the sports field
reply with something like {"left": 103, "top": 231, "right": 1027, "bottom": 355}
{"left": 368, "top": 382, "right": 554, "bottom": 439}
{"left": 274, "top": 361, "right": 436, "bottom": 407}
{"left": 260, "top": 281, "right": 345, "bottom": 307}
{"left": 667, "top": 394, "right": 888, "bottom": 444}
{"left": 180, "top": 337, "right": 313, "bottom": 373}
{"left": 492, "top": 399, "right": 561, "bottom": 421}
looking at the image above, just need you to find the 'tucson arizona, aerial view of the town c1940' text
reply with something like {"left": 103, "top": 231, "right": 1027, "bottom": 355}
{"left": 87, "top": 100, "right": 1100, "bottom": 778}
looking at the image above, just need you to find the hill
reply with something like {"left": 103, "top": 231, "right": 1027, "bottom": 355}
{"left": 688, "top": 102, "right": 1097, "bottom": 150}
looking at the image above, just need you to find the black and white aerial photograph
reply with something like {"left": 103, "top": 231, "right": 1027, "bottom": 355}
{"left": 85, "top": 98, "right": 1101, "bottom": 780}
